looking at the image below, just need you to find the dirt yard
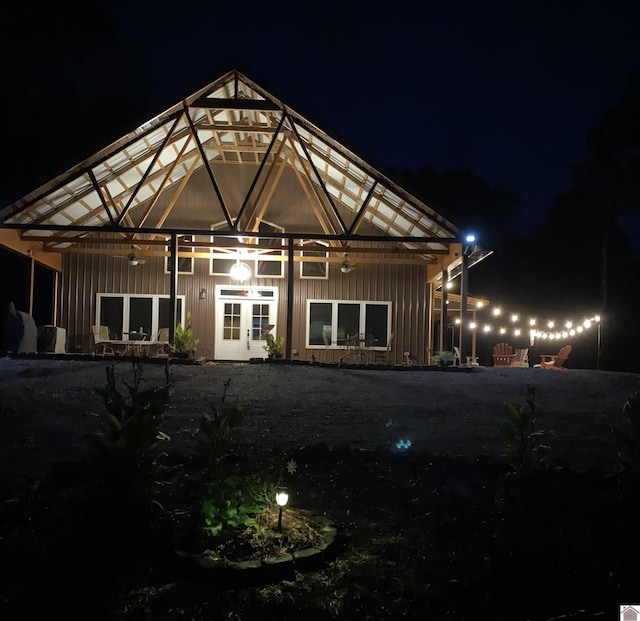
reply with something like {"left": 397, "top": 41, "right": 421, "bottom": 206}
{"left": 2, "top": 357, "right": 640, "bottom": 621}
{"left": 0, "top": 357, "right": 638, "bottom": 490}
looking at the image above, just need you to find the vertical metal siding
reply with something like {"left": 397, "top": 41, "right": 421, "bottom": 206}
{"left": 61, "top": 246, "right": 430, "bottom": 364}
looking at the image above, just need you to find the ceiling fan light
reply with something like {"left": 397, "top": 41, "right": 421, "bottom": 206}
{"left": 341, "top": 260, "right": 354, "bottom": 274}
{"left": 129, "top": 258, "right": 139, "bottom": 267}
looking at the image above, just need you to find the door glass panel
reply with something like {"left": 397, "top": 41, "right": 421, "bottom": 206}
{"left": 252, "top": 303, "right": 271, "bottom": 340}
{"left": 223, "top": 303, "right": 241, "bottom": 340}
{"left": 100, "top": 297, "right": 123, "bottom": 339}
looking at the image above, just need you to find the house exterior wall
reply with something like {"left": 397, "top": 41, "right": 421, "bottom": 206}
{"left": 60, "top": 249, "right": 430, "bottom": 365}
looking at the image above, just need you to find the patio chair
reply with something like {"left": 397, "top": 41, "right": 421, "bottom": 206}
{"left": 539, "top": 345, "right": 572, "bottom": 370}
{"left": 514, "top": 348, "right": 529, "bottom": 368}
{"left": 154, "top": 327, "right": 170, "bottom": 356}
{"left": 492, "top": 342, "right": 516, "bottom": 367}
{"left": 92, "top": 325, "right": 114, "bottom": 355}
{"left": 322, "top": 325, "right": 332, "bottom": 362}
{"left": 372, "top": 332, "right": 394, "bottom": 365}
{"left": 453, "top": 346, "right": 461, "bottom": 366}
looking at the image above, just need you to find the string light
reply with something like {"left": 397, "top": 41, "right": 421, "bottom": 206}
{"left": 446, "top": 304, "right": 601, "bottom": 342}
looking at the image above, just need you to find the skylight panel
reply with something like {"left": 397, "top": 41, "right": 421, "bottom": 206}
{"left": 394, "top": 215, "right": 412, "bottom": 232}
{"left": 343, "top": 177, "right": 360, "bottom": 197}
{"left": 377, "top": 204, "right": 395, "bottom": 221}
{"left": 371, "top": 215, "right": 389, "bottom": 232}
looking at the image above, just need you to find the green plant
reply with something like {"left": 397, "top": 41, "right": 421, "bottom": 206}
{"left": 432, "top": 351, "right": 454, "bottom": 366}
{"left": 262, "top": 333, "right": 285, "bottom": 357}
{"left": 201, "top": 475, "right": 267, "bottom": 536}
{"left": 610, "top": 388, "right": 640, "bottom": 491}
{"left": 171, "top": 311, "right": 199, "bottom": 354}
{"left": 196, "top": 378, "right": 244, "bottom": 470}
{"left": 499, "top": 385, "right": 550, "bottom": 476}
{"left": 91, "top": 362, "right": 171, "bottom": 518}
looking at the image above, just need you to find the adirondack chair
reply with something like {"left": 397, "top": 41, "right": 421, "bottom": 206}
{"left": 492, "top": 342, "right": 516, "bottom": 367}
{"left": 540, "top": 345, "right": 572, "bottom": 370}
{"left": 514, "top": 348, "right": 529, "bottom": 368}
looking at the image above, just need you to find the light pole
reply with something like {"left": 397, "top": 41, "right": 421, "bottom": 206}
{"left": 596, "top": 315, "right": 601, "bottom": 370}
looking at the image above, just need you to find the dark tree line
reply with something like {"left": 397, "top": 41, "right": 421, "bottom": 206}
{"left": 387, "top": 65, "right": 640, "bottom": 372}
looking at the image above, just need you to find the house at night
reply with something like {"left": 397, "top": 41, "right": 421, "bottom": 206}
{"left": 0, "top": 70, "right": 490, "bottom": 364}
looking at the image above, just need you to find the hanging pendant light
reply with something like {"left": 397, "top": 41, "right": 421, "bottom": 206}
{"left": 230, "top": 259, "right": 252, "bottom": 282}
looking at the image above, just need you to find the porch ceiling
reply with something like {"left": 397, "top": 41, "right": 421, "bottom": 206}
{"left": 0, "top": 70, "right": 483, "bottom": 271}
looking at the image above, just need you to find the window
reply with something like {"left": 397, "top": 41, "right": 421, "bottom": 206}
{"left": 307, "top": 300, "right": 391, "bottom": 348}
{"left": 210, "top": 221, "right": 285, "bottom": 278}
{"left": 255, "top": 221, "right": 284, "bottom": 278}
{"left": 97, "top": 294, "right": 185, "bottom": 340}
{"left": 300, "top": 242, "right": 329, "bottom": 279}
{"left": 165, "top": 235, "right": 194, "bottom": 274}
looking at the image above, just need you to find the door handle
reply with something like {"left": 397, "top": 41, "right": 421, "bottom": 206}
{"left": 247, "top": 329, "right": 250, "bottom": 350}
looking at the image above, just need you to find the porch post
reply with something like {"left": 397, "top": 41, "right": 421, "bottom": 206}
{"left": 169, "top": 234, "right": 178, "bottom": 343}
{"left": 53, "top": 271, "right": 59, "bottom": 325}
{"left": 459, "top": 251, "right": 469, "bottom": 361}
{"left": 427, "top": 281, "right": 434, "bottom": 364}
{"left": 28, "top": 250, "right": 35, "bottom": 315}
{"left": 439, "top": 270, "right": 448, "bottom": 352}
{"left": 285, "top": 238, "right": 294, "bottom": 359}
{"left": 471, "top": 309, "right": 477, "bottom": 362}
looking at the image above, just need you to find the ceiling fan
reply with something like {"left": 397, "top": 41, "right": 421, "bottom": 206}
{"left": 340, "top": 253, "right": 355, "bottom": 274}
{"left": 114, "top": 245, "right": 146, "bottom": 267}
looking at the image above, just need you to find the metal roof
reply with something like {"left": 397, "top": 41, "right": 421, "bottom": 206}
{"left": 0, "top": 70, "right": 471, "bottom": 265}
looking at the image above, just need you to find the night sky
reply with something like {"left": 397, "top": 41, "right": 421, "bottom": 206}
{"left": 2, "top": 0, "right": 640, "bottom": 232}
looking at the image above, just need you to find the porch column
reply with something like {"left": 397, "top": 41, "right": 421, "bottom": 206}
{"left": 427, "top": 281, "right": 434, "bottom": 365}
{"left": 285, "top": 238, "right": 294, "bottom": 359}
{"left": 169, "top": 234, "right": 178, "bottom": 343}
{"left": 53, "top": 271, "right": 59, "bottom": 326}
{"left": 471, "top": 309, "right": 477, "bottom": 362}
{"left": 459, "top": 251, "right": 469, "bottom": 361}
{"left": 28, "top": 250, "right": 35, "bottom": 315}
{"left": 439, "top": 270, "right": 448, "bottom": 352}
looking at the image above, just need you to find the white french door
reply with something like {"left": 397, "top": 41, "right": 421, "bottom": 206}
{"left": 215, "top": 286, "right": 279, "bottom": 361}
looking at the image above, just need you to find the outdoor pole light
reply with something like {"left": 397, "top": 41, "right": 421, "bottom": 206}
{"left": 276, "top": 490, "right": 289, "bottom": 532}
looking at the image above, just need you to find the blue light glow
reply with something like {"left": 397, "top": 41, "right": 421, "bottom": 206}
{"left": 395, "top": 439, "right": 412, "bottom": 450}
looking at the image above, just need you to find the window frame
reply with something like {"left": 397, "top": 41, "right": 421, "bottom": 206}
{"left": 306, "top": 299, "right": 392, "bottom": 350}
{"left": 96, "top": 293, "right": 186, "bottom": 340}
{"left": 300, "top": 241, "right": 329, "bottom": 280}
{"left": 209, "top": 221, "right": 285, "bottom": 278}
{"left": 164, "top": 234, "right": 194, "bottom": 275}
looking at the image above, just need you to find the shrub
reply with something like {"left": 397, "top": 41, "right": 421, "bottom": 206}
{"left": 499, "top": 385, "right": 550, "bottom": 476}
{"left": 196, "top": 378, "right": 244, "bottom": 471}
{"left": 611, "top": 387, "right": 640, "bottom": 492}
{"left": 171, "top": 311, "right": 199, "bottom": 355}
{"left": 91, "top": 362, "right": 171, "bottom": 520}
{"left": 262, "top": 333, "right": 285, "bottom": 357}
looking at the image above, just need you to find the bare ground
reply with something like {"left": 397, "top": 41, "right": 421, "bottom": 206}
{"left": 3, "top": 357, "right": 640, "bottom": 621}
{"left": 0, "top": 357, "right": 638, "bottom": 490}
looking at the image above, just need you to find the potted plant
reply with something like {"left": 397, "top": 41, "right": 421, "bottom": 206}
{"left": 170, "top": 311, "right": 199, "bottom": 358}
{"left": 262, "top": 333, "right": 285, "bottom": 359}
{"left": 432, "top": 350, "right": 454, "bottom": 368}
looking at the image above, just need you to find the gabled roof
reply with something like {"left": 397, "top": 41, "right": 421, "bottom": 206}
{"left": 0, "top": 70, "right": 481, "bottom": 273}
